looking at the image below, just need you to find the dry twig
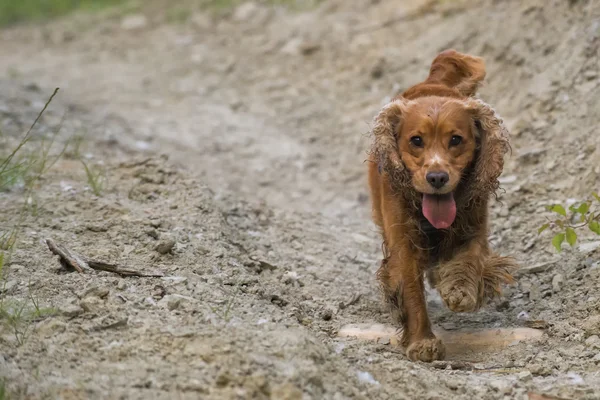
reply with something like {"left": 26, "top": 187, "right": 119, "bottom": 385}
{"left": 45, "top": 238, "right": 163, "bottom": 278}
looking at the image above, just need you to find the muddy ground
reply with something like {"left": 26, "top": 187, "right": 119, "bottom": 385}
{"left": 1, "top": 0, "right": 600, "bottom": 398}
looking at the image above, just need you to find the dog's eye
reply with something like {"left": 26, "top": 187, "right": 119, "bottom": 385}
{"left": 410, "top": 136, "right": 424, "bottom": 147}
{"left": 449, "top": 135, "right": 463, "bottom": 147}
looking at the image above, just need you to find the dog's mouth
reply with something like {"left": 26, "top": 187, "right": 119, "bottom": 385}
{"left": 422, "top": 193, "right": 456, "bottom": 230}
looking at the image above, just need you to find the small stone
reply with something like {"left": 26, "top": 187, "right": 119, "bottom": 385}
{"left": 584, "top": 70, "right": 598, "bottom": 80}
{"left": 528, "top": 363, "right": 551, "bottom": 376}
{"left": 517, "top": 148, "right": 546, "bottom": 164}
{"left": 582, "top": 315, "right": 600, "bottom": 335}
{"left": 320, "top": 309, "right": 333, "bottom": 321}
{"left": 80, "top": 286, "right": 109, "bottom": 299}
{"left": 116, "top": 280, "right": 127, "bottom": 290}
{"left": 517, "top": 370, "right": 533, "bottom": 382}
{"left": 162, "top": 295, "right": 182, "bottom": 311}
{"left": 529, "top": 285, "right": 541, "bottom": 302}
{"left": 59, "top": 304, "right": 84, "bottom": 318}
{"left": 299, "top": 41, "right": 321, "bottom": 56}
{"left": 155, "top": 239, "right": 176, "bottom": 254}
{"left": 233, "top": 2, "right": 259, "bottom": 22}
{"left": 579, "top": 241, "right": 600, "bottom": 254}
{"left": 80, "top": 296, "right": 103, "bottom": 313}
{"left": 370, "top": 58, "right": 385, "bottom": 79}
{"left": 488, "top": 379, "right": 511, "bottom": 394}
{"left": 271, "top": 383, "right": 303, "bottom": 400}
{"left": 377, "top": 337, "right": 390, "bottom": 345}
{"left": 146, "top": 229, "right": 160, "bottom": 240}
{"left": 0, "top": 280, "right": 17, "bottom": 293}
{"left": 121, "top": 14, "right": 147, "bottom": 31}
{"left": 585, "top": 335, "right": 600, "bottom": 349}
{"left": 36, "top": 319, "right": 67, "bottom": 337}
{"left": 552, "top": 274, "right": 564, "bottom": 292}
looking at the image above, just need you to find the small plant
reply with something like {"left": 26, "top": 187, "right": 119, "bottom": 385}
{"left": 539, "top": 192, "right": 600, "bottom": 252}
{"left": 80, "top": 158, "right": 107, "bottom": 196}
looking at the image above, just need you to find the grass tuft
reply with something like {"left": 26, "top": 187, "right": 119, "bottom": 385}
{"left": 0, "top": 0, "right": 123, "bottom": 27}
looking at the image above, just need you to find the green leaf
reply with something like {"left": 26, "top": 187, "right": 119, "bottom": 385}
{"left": 593, "top": 192, "right": 600, "bottom": 202}
{"left": 566, "top": 227, "right": 577, "bottom": 247}
{"left": 547, "top": 204, "right": 567, "bottom": 217}
{"left": 538, "top": 223, "right": 550, "bottom": 235}
{"left": 552, "top": 233, "right": 565, "bottom": 252}
{"left": 590, "top": 220, "right": 600, "bottom": 235}
{"left": 555, "top": 219, "right": 565, "bottom": 229}
{"left": 575, "top": 203, "right": 590, "bottom": 215}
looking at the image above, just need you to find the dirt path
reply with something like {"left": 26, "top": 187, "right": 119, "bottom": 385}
{"left": 1, "top": 0, "right": 600, "bottom": 399}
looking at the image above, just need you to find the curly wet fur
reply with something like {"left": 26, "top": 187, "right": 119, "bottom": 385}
{"left": 367, "top": 49, "right": 518, "bottom": 362}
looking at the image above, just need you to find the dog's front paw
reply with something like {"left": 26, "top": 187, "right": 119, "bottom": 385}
{"left": 438, "top": 281, "right": 480, "bottom": 312}
{"left": 406, "top": 337, "right": 446, "bottom": 362}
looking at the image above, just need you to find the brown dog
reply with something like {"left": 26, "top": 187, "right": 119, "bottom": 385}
{"left": 367, "top": 50, "right": 517, "bottom": 362}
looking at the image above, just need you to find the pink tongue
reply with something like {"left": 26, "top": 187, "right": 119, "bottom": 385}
{"left": 422, "top": 193, "right": 456, "bottom": 229}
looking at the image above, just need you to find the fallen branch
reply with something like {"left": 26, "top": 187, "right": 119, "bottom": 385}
{"left": 45, "top": 238, "right": 86, "bottom": 273}
{"left": 45, "top": 238, "right": 164, "bottom": 278}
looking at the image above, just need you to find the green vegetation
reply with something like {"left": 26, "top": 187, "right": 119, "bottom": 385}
{"left": 0, "top": 0, "right": 123, "bottom": 27}
{"left": 539, "top": 194, "right": 600, "bottom": 252}
{"left": 0, "top": 90, "right": 63, "bottom": 346}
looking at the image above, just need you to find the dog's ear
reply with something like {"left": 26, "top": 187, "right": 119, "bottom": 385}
{"left": 370, "top": 99, "right": 411, "bottom": 173}
{"left": 464, "top": 98, "right": 511, "bottom": 195}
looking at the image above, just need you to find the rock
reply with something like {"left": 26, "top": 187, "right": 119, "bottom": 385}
{"left": 281, "top": 38, "right": 321, "bottom": 56}
{"left": 159, "top": 295, "right": 182, "bottom": 311}
{"left": 121, "top": 14, "right": 148, "bottom": 31}
{"left": 155, "top": 239, "right": 176, "bottom": 254}
{"left": 377, "top": 337, "right": 390, "bottom": 345}
{"left": 529, "top": 284, "right": 542, "bottom": 302}
{"left": 552, "top": 274, "right": 564, "bottom": 292}
{"left": 515, "top": 261, "right": 555, "bottom": 276}
{"left": 59, "top": 304, "right": 84, "bottom": 318}
{"left": 370, "top": 58, "right": 385, "bottom": 79}
{"left": 517, "top": 370, "right": 533, "bottom": 382}
{"left": 36, "top": 319, "right": 67, "bottom": 337}
{"left": 190, "top": 13, "right": 212, "bottom": 30}
{"left": 80, "top": 296, "right": 104, "bottom": 313}
{"left": 528, "top": 363, "right": 551, "bottom": 376}
{"left": 582, "top": 315, "right": 600, "bottom": 336}
{"left": 517, "top": 148, "right": 546, "bottom": 164}
{"left": 320, "top": 309, "right": 333, "bottom": 321}
{"left": 579, "top": 241, "right": 600, "bottom": 254}
{"left": 0, "top": 280, "right": 17, "bottom": 293}
{"left": 271, "top": 383, "right": 303, "bottom": 400}
{"left": 233, "top": 2, "right": 259, "bottom": 22}
{"left": 80, "top": 285, "right": 109, "bottom": 299}
{"left": 488, "top": 379, "right": 511, "bottom": 394}
{"left": 585, "top": 335, "right": 600, "bottom": 349}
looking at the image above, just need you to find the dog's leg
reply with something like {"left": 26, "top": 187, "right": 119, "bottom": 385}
{"left": 378, "top": 246, "right": 445, "bottom": 362}
{"left": 435, "top": 241, "right": 515, "bottom": 312}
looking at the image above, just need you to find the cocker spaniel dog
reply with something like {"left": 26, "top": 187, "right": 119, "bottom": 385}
{"left": 367, "top": 50, "right": 517, "bottom": 362}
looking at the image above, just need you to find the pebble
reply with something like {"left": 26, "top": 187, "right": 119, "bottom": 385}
{"left": 80, "top": 296, "right": 103, "bottom": 313}
{"left": 36, "top": 319, "right": 67, "bottom": 337}
{"left": 552, "top": 274, "right": 564, "bottom": 292}
{"left": 517, "top": 370, "right": 533, "bottom": 382}
{"left": 155, "top": 239, "right": 176, "bottom": 254}
{"left": 121, "top": 15, "right": 148, "bottom": 31}
{"left": 579, "top": 241, "right": 600, "bottom": 254}
{"left": 59, "top": 304, "right": 84, "bottom": 318}
{"left": 582, "top": 315, "right": 600, "bottom": 335}
{"left": 528, "top": 363, "right": 551, "bottom": 376}
{"left": 585, "top": 335, "right": 600, "bottom": 349}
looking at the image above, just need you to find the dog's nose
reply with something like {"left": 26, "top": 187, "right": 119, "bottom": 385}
{"left": 426, "top": 172, "right": 449, "bottom": 189}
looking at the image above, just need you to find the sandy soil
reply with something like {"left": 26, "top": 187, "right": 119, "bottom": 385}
{"left": 1, "top": 0, "right": 600, "bottom": 398}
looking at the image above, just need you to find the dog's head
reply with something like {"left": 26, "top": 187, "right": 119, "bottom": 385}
{"left": 371, "top": 96, "right": 510, "bottom": 229}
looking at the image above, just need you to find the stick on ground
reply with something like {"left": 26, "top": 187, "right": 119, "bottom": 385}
{"left": 45, "top": 238, "right": 163, "bottom": 278}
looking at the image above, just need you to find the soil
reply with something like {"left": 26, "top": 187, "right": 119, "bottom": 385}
{"left": 1, "top": 0, "right": 600, "bottom": 399}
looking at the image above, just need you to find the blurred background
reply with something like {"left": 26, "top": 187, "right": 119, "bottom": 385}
{"left": 1, "top": 1, "right": 600, "bottom": 399}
